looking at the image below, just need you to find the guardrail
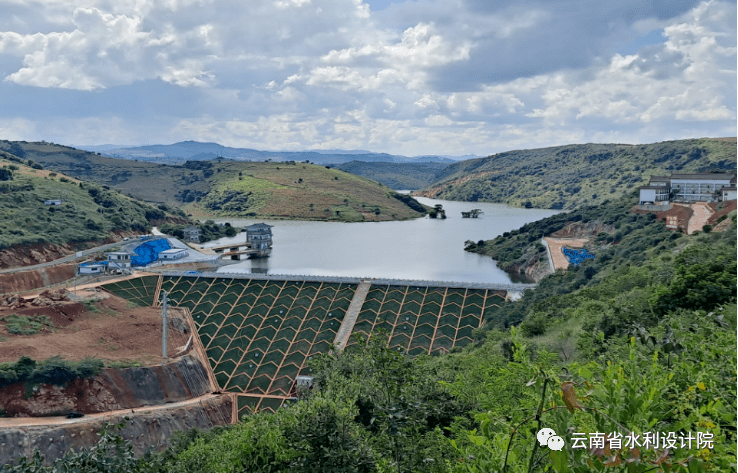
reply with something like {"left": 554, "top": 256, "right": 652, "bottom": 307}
{"left": 158, "top": 270, "right": 537, "bottom": 291}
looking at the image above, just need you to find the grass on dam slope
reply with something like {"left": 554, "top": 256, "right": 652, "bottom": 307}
{"left": 101, "top": 275, "right": 506, "bottom": 414}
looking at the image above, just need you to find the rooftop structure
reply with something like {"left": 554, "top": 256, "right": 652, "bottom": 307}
{"left": 158, "top": 248, "right": 189, "bottom": 260}
{"left": 78, "top": 260, "right": 108, "bottom": 274}
{"left": 105, "top": 250, "right": 134, "bottom": 271}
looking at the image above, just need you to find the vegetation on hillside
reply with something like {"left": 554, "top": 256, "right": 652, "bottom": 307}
{"left": 0, "top": 140, "right": 212, "bottom": 207}
{"left": 416, "top": 138, "right": 736, "bottom": 209}
{"left": 0, "top": 356, "right": 103, "bottom": 390}
{"left": 1, "top": 314, "right": 54, "bottom": 335}
{"left": 0, "top": 153, "right": 182, "bottom": 250}
{"left": 4, "top": 206, "right": 735, "bottom": 472}
{"left": 0, "top": 141, "right": 427, "bottom": 222}
{"left": 464, "top": 194, "right": 661, "bottom": 276}
{"left": 335, "top": 161, "right": 449, "bottom": 190}
{"left": 185, "top": 161, "right": 426, "bottom": 221}
{"left": 159, "top": 221, "right": 238, "bottom": 242}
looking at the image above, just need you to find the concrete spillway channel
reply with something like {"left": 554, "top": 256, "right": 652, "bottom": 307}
{"left": 333, "top": 280, "right": 372, "bottom": 353}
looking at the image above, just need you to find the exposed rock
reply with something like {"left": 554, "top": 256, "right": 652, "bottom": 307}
{"left": 30, "top": 296, "right": 57, "bottom": 307}
{"left": 6, "top": 385, "right": 75, "bottom": 417}
{"left": 38, "top": 289, "right": 71, "bottom": 302}
{"left": 0, "top": 295, "right": 25, "bottom": 309}
{"left": 550, "top": 220, "right": 614, "bottom": 238}
{"left": 0, "top": 394, "right": 233, "bottom": 466}
{"left": 0, "top": 355, "right": 211, "bottom": 417}
{"left": 0, "top": 264, "right": 76, "bottom": 294}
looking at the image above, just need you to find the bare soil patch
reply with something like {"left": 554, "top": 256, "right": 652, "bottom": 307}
{"left": 544, "top": 237, "right": 590, "bottom": 271}
{"left": 0, "top": 291, "right": 186, "bottom": 366}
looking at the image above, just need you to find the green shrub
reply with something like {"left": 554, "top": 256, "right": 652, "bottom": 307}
{"left": 1, "top": 314, "right": 54, "bottom": 335}
{"left": 0, "top": 356, "right": 103, "bottom": 389}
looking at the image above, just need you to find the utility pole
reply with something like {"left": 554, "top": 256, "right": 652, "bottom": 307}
{"left": 161, "top": 291, "right": 168, "bottom": 360}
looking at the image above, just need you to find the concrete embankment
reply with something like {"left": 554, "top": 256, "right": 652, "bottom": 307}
{"left": 0, "top": 264, "right": 76, "bottom": 294}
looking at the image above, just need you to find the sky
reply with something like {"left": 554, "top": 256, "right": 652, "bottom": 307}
{"left": 0, "top": 0, "right": 735, "bottom": 156}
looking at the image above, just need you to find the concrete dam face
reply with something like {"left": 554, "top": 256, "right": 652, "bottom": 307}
{"left": 102, "top": 273, "right": 509, "bottom": 416}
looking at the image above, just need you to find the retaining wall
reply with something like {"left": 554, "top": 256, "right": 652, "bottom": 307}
{"left": 0, "top": 394, "right": 233, "bottom": 466}
{"left": 1, "top": 355, "right": 213, "bottom": 418}
{"left": 0, "top": 264, "right": 76, "bottom": 294}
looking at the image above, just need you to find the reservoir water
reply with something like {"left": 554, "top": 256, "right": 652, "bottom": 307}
{"left": 205, "top": 197, "right": 558, "bottom": 285}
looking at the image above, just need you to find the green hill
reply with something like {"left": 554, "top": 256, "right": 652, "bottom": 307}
{"left": 415, "top": 138, "right": 736, "bottom": 209}
{"left": 0, "top": 140, "right": 208, "bottom": 206}
{"left": 0, "top": 151, "right": 183, "bottom": 250}
{"left": 335, "top": 161, "right": 449, "bottom": 190}
{"left": 189, "top": 160, "right": 426, "bottom": 221}
{"left": 0, "top": 140, "right": 426, "bottom": 222}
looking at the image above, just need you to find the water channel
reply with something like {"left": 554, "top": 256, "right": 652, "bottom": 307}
{"left": 204, "top": 196, "right": 559, "bottom": 285}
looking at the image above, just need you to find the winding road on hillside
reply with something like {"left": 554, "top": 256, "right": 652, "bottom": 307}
{"left": 0, "top": 239, "right": 143, "bottom": 275}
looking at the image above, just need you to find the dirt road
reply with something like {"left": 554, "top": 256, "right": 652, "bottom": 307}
{"left": 543, "top": 237, "right": 589, "bottom": 271}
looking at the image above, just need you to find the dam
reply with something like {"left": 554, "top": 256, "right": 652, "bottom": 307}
{"left": 102, "top": 272, "right": 532, "bottom": 417}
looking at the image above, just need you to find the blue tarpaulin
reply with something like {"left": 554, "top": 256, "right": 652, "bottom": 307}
{"left": 132, "top": 239, "right": 171, "bottom": 266}
{"left": 80, "top": 261, "right": 107, "bottom": 267}
{"left": 562, "top": 247, "right": 594, "bottom": 266}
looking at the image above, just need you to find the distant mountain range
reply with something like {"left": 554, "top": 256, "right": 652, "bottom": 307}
{"left": 75, "top": 141, "right": 469, "bottom": 165}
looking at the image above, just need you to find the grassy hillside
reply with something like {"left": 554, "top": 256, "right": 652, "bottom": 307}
{"left": 0, "top": 151, "right": 181, "bottom": 250}
{"left": 189, "top": 160, "right": 426, "bottom": 221}
{"left": 335, "top": 161, "right": 449, "bottom": 190}
{"left": 0, "top": 140, "right": 208, "bottom": 206}
{"left": 0, "top": 140, "right": 426, "bottom": 222}
{"left": 415, "top": 138, "right": 736, "bottom": 209}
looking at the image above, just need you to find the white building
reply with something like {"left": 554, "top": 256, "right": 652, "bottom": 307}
{"left": 182, "top": 226, "right": 201, "bottom": 242}
{"left": 79, "top": 261, "right": 107, "bottom": 274}
{"left": 639, "top": 173, "right": 737, "bottom": 204}
{"left": 105, "top": 251, "right": 134, "bottom": 271}
{"left": 158, "top": 248, "right": 189, "bottom": 260}
{"left": 722, "top": 186, "right": 737, "bottom": 201}
{"left": 670, "top": 173, "right": 736, "bottom": 202}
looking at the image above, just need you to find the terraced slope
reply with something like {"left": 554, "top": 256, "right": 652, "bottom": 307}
{"left": 101, "top": 275, "right": 502, "bottom": 414}
{"left": 154, "top": 276, "right": 357, "bottom": 414}
{"left": 346, "top": 285, "right": 505, "bottom": 355}
{"left": 102, "top": 275, "right": 160, "bottom": 306}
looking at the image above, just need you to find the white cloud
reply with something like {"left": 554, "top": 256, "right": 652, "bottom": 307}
{"left": 0, "top": 118, "right": 36, "bottom": 141}
{"left": 0, "top": 0, "right": 734, "bottom": 156}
